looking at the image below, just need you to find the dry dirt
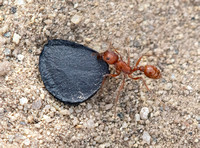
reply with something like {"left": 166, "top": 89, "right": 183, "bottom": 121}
{"left": 0, "top": 0, "right": 200, "bottom": 147}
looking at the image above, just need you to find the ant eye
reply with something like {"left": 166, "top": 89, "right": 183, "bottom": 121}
{"left": 106, "top": 57, "right": 110, "bottom": 61}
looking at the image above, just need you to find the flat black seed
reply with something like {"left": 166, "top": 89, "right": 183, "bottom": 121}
{"left": 39, "top": 39, "right": 109, "bottom": 104}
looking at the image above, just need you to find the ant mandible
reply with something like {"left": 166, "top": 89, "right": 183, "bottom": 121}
{"left": 97, "top": 43, "right": 161, "bottom": 116}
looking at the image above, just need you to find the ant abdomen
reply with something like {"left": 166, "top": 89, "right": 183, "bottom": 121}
{"left": 143, "top": 65, "right": 161, "bottom": 79}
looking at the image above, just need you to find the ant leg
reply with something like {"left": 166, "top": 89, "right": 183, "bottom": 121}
{"left": 101, "top": 71, "right": 121, "bottom": 89}
{"left": 128, "top": 74, "right": 150, "bottom": 91}
{"left": 113, "top": 49, "right": 123, "bottom": 61}
{"left": 135, "top": 55, "right": 144, "bottom": 67}
{"left": 114, "top": 74, "right": 126, "bottom": 118}
{"left": 127, "top": 48, "right": 130, "bottom": 66}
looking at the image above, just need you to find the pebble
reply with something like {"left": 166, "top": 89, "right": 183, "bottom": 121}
{"left": 71, "top": 14, "right": 82, "bottom": 24}
{"left": 60, "top": 109, "right": 70, "bottom": 116}
{"left": 142, "top": 131, "right": 151, "bottom": 144}
{"left": 20, "top": 97, "right": 28, "bottom": 105}
{"left": 196, "top": 116, "right": 200, "bottom": 121}
{"left": 4, "top": 32, "right": 10, "bottom": 37}
{"left": 4, "top": 48, "right": 11, "bottom": 56}
{"left": 140, "top": 107, "right": 149, "bottom": 120}
{"left": 186, "top": 85, "right": 193, "bottom": 90}
{"left": 44, "top": 19, "right": 52, "bottom": 25}
{"left": 0, "top": 61, "right": 11, "bottom": 76}
{"left": 15, "top": 0, "right": 25, "bottom": 5}
{"left": 86, "top": 103, "right": 92, "bottom": 110}
{"left": 197, "top": 48, "right": 200, "bottom": 55}
{"left": 32, "top": 99, "right": 42, "bottom": 109}
{"left": 85, "top": 118, "right": 95, "bottom": 128}
{"left": 43, "top": 115, "right": 52, "bottom": 123}
{"left": 0, "top": 108, "right": 4, "bottom": 114}
{"left": 0, "top": 36, "right": 6, "bottom": 45}
{"left": 17, "top": 54, "right": 24, "bottom": 61}
{"left": 0, "top": 25, "right": 8, "bottom": 35}
{"left": 13, "top": 33, "right": 21, "bottom": 44}
{"left": 105, "top": 103, "right": 113, "bottom": 110}
{"left": 135, "top": 113, "right": 140, "bottom": 121}
{"left": 23, "top": 139, "right": 30, "bottom": 145}
{"left": 194, "top": 139, "right": 199, "bottom": 143}
{"left": 164, "top": 83, "right": 173, "bottom": 90}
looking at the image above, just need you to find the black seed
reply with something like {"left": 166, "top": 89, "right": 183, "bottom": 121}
{"left": 39, "top": 39, "right": 109, "bottom": 104}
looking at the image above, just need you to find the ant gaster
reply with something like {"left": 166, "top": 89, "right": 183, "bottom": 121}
{"left": 97, "top": 43, "right": 161, "bottom": 116}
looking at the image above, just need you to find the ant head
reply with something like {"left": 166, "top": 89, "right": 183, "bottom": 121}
{"left": 102, "top": 50, "right": 118, "bottom": 64}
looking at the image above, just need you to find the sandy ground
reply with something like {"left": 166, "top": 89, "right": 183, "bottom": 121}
{"left": 0, "top": 0, "right": 200, "bottom": 147}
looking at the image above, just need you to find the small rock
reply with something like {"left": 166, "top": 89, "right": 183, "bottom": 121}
{"left": 0, "top": 36, "right": 6, "bottom": 45}
{"left": 13, "top": 33, "right": 21, "bottom": 44}
{"left": 121, "top": 122, "right": 128, "bottom": 129}
{"left": 71, "top": 14, "right": 82, "bottom": 24}
{"left": 187, "top": 85, "right": 193, "bottom": 90}
{"left": 43, "top": 115, "right": 52, "bottom": 123}
{"left": 32, "top": 99, "right": 42, "bottom": 109}
{"left": 197, "top": 48, "right": 200, "bottom": 55}
{"left": 15, "top": 0, "right": 25, "bottom": 5}
{"left": 140, "top": 107, "right": 149, "bottom": 120}
{"left": 85, "top": 37, "right": 92, "bottom": 43}
{"left": 20, "top": 97, "right": 28, "bottom": 105}
{"left": 23, "top": 139, "right": 30, "bottom": 145}
{"left": 138, "top": 5, "right": 144, "bottom": 11}
{"left": 44, "top": 19, "right": 52, "bottom": 25}
{"left": 4, "top": 48, "right": 11, "bottom": 56}
{"left": 10, "top": 7, "right": 17, "bottom": 14}
{"left": 4, "top": 32, "right": 10, "bottom": 37}
{"left": 74, "top": 3, "right": 78, "bottom": 8}
{"left": 60, "top": 109, "right": 70, "bottom": 115}
{"left": 0, "top": 61, "right": 11, "bottom": 76}
{"left": 194, "top": 139, "right": 199, "bottom": 143}
{"left": 86, "top": 118, "right": 95, "bottom": 128}
{"left": 0, "top": 108, "right": 4, "bottom": 114}
{"left": 196, "top": 116, "right": 200, "bottom": 121}
{"left": 105, "top": 103, "right": 113, "bottom": 110}
{"left": 0, "top": 25, "right": 9, "bottom": 35}
{"left": 164, "top": 83, "right": 173, "bottom": 90}
{"left": 17, "top": 54, "right": 24, "bottom": 61}
{"left": 142, "top": 131, "right": 151, "bottom": 144}
{"left": 86, "top": 103, "right": 92, "bottom": 110}
{"left": 135, "top": 114, "right": 140, "bottom": 121}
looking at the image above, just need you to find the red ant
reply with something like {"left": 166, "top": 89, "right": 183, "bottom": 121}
{"left": 97, "top": 43, "right": 161, "bottom": 117}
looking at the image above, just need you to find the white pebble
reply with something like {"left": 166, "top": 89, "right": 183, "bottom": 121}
{"left": 164, "top": 83, "right": 173, "bottom": 90}
{"left": 86, "top": 118, "right": 95, "bottom": 128}
{"left": 60, "top": 109, "right": 70, "bottom": 115}
{"left": 15, "top": 0, "right": 25, "bottom": 5}
{"left": 142, "top": 131, "right": 151, "bottom": 144}
{"left": 13, "top": 33, "right": 21, "bottom": 44}
{"left": 0, "top": 36, "right": 6, "bottom": 45}
{"left": 0, "top": 61, "right": 11, "bottom": 76}
{"left": 135, "top": 113, "right": 140, "bottom": 121}
{"left": 17, "top": 54, "right": 24, "bottom": 61}
{"left": 71, "top": 14, "right": 82, "bottom": 24}
{"left": 23, "top": 139, "right": 30, "bottom": 145}
{"left": 4, "top": 48, "right": 11, "bottom": 55}
{"left": 43, "top": 115, "right": 52, "bottom": 123}
{"left": 86, "top": 103, "right": 92, "bottom": 110}
{"left": 20, "top": 97, "right": 28, "bottom": 105}
{"left": 105, "top": 103, "right": 113, "bottom": 110}
{"left": 140, "top": 107, "right": 149, "bottom": 120}
{"left": 187, "top": 85, "right": 193, "bottom": 90}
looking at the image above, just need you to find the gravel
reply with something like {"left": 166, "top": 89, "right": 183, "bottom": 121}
{"left": 0, "top": 0, "right": 199, "bottom": 147}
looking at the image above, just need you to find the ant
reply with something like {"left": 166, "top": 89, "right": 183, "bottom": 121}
{"left": 97, "top": 43, "right": 161, "bottom": 117}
